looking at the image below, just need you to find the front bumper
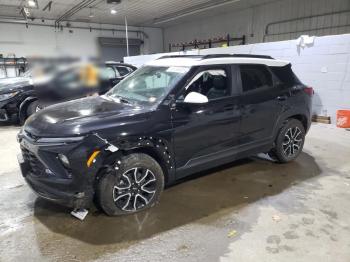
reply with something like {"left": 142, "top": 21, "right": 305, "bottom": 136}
{"left": 0, "top": 108, "right": 9, "bottom": 121}
{"left": 17, "top": 132, "right": 106, "bottom": 209}
{"left": 0, "top": 96, "right": 21, "bottom": 122}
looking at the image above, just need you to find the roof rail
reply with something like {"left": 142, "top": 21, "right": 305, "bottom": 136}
{"left": 202, "top": 54, "right": 274, "bottom": 60}
{"left": 157, "top": 55, "right": 203, "bottom": 60}
{"left": 157, "top": 54, "right": 275, "bottom": 60}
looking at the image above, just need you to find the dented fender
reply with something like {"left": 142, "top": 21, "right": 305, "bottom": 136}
{"left": 84, "top": 133, "right": 175, "bottom": 183}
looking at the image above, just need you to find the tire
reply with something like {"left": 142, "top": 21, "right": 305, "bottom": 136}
{"left": 269, "top": 119, "right": 305, "bottom": 163}
{"left": 96, "top": 153, "right": 164, "bottom": 216}
{"left": 26, "top": 100, "right": 39, "bottom": 118}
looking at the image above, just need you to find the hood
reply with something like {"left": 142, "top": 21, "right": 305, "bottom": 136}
{"left": 0, "top": 77, "right": 32, "bottom": 94}
{"left": 24, "top": 96, "right": 153, "bottom": 137}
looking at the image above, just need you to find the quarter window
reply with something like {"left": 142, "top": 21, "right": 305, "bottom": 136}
{"left": 240, "top": 65, "right": 273, "bottom": 92}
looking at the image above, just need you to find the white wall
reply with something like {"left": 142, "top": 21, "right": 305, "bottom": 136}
{"left": 164, "top": 0, "right": 350, "bottom": 50}
{"left": 0, "top": 21, "right": 163, "bottom": 58}
{"left": 125, "top": 33, "right": 350, "bottom": 123}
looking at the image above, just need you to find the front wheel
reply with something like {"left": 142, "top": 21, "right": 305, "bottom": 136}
{"left": 96, "top": 153, "right": 164, "bottom": 216}
{"left": 26, "top": 100, "right": 40, "bottom": 118}
{"left": 269, "top": 119, "right": 305, "bottom": 163}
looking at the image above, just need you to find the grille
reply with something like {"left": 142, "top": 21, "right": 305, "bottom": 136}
{"left": 21, "top": 147, "right": 47, "bottom": 177}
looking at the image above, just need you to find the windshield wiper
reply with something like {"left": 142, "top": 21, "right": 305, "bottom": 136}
{"left": 109, "top": 95, "right": 132, "bottom": 105}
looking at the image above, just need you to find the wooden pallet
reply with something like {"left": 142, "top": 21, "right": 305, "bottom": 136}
{"left": 312, "top": 115, "right": 331, "bottom": 124}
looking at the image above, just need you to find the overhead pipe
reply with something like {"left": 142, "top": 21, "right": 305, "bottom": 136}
{"left": 0, "top": 18, "right": 149, "bottom": 39}
{"left": 55, "top": 0, "right": 98, "bottom": 27}
{"left": 263, "top": 9, "right": 350, "bottom": 42}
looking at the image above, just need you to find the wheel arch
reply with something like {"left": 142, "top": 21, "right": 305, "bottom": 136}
{"left": 95, "top": 136, "right": 175, "bottom": 186}
{"left": 287, "top": 114, "right": 308, "bottom": 131}
{"left": 19, "top": 96, "right": 38, "bottom": 124}
{"left": 274, "top": 111, "right": 310, "bottom": 138}
{"left": 123, "top": 146, "right": 172, "bottom": 185}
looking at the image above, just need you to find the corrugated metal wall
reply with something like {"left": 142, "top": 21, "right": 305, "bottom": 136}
{"left": 164, "top": 0, "right": 350, "bottom": 50}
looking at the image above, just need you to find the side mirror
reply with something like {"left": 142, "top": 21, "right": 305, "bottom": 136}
{"left": 183, "top": 92, "right": 209, "bottom": 104}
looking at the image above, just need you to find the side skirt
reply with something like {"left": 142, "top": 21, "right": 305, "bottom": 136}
{"left": 175, "top": 140, "right": 273, "bottom": 179}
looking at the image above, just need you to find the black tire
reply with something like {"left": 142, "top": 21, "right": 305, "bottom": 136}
{"left": 269, "top": 119, "right": 305, "bottom": 163}
{"left": 96, "top": 153, "right": 164, "bottom": 216}
{"left": 26, "top": 100, "right": 39, "bottom": 118}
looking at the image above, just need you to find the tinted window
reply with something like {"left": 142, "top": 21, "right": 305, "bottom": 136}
{"left": 116, "top": 66, "right": 131, "bottom": 77}
{"left": 240, "top": 65, "right": 273, "bottom": 92}
{"left": 184, "top": 69, "right": 229, "bottom": 100}
{"left": 270, "top": 65, "right": 301, "bottom": 87}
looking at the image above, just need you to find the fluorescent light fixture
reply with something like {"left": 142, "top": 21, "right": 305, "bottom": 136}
{"left": 154, "top": 0, "right": 241, "bottom": 25}
{"left": 27, "top": 0, "right": 37, "bottom": 7}
{"left": 89, "top": 7, "right": 94, "bottom": 18}
{"left": 110, "top": 9, "right": 117, "bottom": 15}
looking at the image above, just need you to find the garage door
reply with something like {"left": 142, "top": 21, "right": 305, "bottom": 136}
{"left": 99, "top": 37, "right": 141, "bottom": 62}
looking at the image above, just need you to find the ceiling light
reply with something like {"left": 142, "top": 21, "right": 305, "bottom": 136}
{"left": 27, "top": 0, "right": 36, "bottom": 7}
{"left": 89, "top": 7, "right": 94, "bottom": 18}
{"left": 110, "top": 9, "right": 117, "bottom": 15}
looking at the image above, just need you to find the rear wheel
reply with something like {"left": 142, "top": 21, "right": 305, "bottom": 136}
{"left": 96, "top": 153, "right": 164, "bottom": 216}
{"left": 269, "top": 119, "right": 305, "bottom": 163}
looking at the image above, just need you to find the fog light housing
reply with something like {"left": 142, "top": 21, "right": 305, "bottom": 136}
{"left": 58, "top": 154, "right": 70, "bottom": 168}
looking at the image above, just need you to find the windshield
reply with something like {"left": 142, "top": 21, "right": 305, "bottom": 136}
{"left": 107, "top": 66, "right": 190, "bottom": 105}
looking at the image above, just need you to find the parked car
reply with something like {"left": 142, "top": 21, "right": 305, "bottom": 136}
{"left": 0, "top": 62, "right": 136, "bottom": 124}
{"left": 20, "top": 62, "right": 137, "bottom": 123}
{"left": 0, "top": 70, "right": 34, "bottom": 123}
{"left": 17, "top": 54, "right": 313, "bottom": 216}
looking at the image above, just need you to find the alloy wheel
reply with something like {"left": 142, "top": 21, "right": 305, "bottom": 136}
{"left": 282, "top": 126, "right": 303, "bottom": 158}
{"left": 113, "top": 167, "right": 157, "bottom": 212}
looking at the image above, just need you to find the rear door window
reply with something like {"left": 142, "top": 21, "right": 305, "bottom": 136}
{"left": 239, "top": 64, "right": 273, "bottom": 92}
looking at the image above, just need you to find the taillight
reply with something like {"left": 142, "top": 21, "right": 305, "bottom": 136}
{"left": 303, "top": 87, "right": 314, "bottom": 96}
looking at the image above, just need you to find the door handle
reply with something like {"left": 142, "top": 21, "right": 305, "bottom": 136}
{"left": 276, "top": 95, "right": 288, "bottom": 101}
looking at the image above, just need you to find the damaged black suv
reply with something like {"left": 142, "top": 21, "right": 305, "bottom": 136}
{"left": 17, "top": 54, "right": 313, "bottom": 216}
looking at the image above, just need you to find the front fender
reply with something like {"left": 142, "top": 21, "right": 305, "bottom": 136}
{"left": 86, "top": 134, "right": 175, "bottom": 184}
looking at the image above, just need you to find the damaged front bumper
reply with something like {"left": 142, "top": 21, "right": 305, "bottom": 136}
{"left": 17, "top": 130, "right": 117, "bottom": 209}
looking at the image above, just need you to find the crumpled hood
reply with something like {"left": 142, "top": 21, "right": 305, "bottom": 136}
{"left": 0, "top": 77, "right": 32, "bottom": 94}
{"left": 24, "top": 96, "right": 152, "bottom": 137}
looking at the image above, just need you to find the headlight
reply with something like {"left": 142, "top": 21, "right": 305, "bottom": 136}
{"left": 0, "top": 92, "right": 18, "bottom": 101}
{"left": 36, "top": 136, "right": 85, "bottom": 143}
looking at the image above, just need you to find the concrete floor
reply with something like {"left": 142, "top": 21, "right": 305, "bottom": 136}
{"left": 0, "top": 123, "right": 349, "bottom": 262}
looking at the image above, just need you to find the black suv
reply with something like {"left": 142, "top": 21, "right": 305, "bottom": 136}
{"left": 17, "top": 54, "right": 313, "bottom": 216}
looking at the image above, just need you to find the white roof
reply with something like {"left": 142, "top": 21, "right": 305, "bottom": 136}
{"left": 146, "top": 56, "right": 290, "bottom": 67}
